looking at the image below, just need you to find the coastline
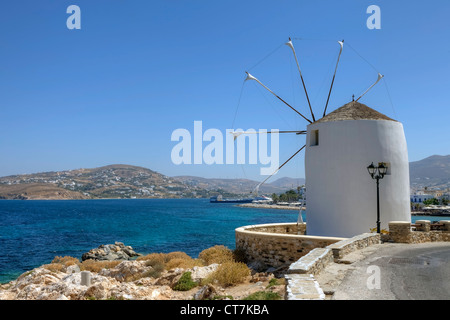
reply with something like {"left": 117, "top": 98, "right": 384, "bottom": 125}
{"left": 237, "top": 203, "right": 304, "bottom": 211}
{"left": 411, "top": 211, "right": 450, "bottom": 217}
{"left": 238, "top": 204, "right": 450, "bottom": 217}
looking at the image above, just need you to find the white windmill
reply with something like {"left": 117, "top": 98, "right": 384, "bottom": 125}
{"left": 231, "top": 38, "right": 411, "bottom": 238}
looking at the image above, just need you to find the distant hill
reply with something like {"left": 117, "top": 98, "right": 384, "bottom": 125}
{"left": 409, "top": 155, "right": 450, "bottom": 188}
{"left": 268, "top": 177, "right": 305, "bottom": 190}
{"left": 1, "top": 155, "right": 447, "bottom": 200}
{"left": 0, "top": 164, "right": 209, "bottom": 200}
{"left": 173, "top": 176, "right": 301, "bottom": 195}
{"left": 0, "top": 164, "right": 304, "bottom": 200}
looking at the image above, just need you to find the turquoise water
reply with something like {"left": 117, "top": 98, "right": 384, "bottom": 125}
{"left": 0, "top": 199, "right": 438, "bottom": 284}
{"left": 0, "top": 198, "right": 300, "bottom": 283}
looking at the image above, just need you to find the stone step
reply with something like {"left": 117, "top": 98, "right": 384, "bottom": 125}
{"left": 285, "top": 274, "right": 325, "bottom": 300}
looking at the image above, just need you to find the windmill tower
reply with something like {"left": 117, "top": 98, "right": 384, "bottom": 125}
{"left": 234, "top": 38, "right": 411, "bottom": 238}
{"left": 305, "top": 101, "right": 411, "bottom": 237}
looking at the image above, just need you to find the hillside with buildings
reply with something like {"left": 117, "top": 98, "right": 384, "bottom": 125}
{"left": 409, "top": 155, "right": 450, "bottom": 213}
{"left": 173, "top": 176, "right": 303, "bottom": 195}
{"left": 410, "top": 155, "right": 450, "bottom": 190}
{"left": 0, "top": 165, "right": 210, "bottom": 200}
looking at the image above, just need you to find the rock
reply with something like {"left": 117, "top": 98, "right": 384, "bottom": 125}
{"left": 154, "top": 268, "right": 185, "bottom": 287}
{"left": 84, "top": 282, "right": 107, "bottom": 300}
{"left": 190, "top": 264, "right": 219, "bottom": 282}
{"left": 247, "top": 260, "right": 268, "bottom": 272}
{"left": 81, "top": 243, "right": 141, "bottom": 261}
{"left": 193, "top": 284, "right": 217, "bottom": 300}
{"left": 66, "top": 265, "right": 80, "bottom": 274}
{"left": 250, "top": 272, "right": 274, "bottom": 283}
{"left": 99, "top": 260, "right": 150, "bottom": 282}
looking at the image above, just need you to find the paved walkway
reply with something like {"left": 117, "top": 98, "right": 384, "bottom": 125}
{"left": 315, "top": 242, "right": 450, "bottom": 300}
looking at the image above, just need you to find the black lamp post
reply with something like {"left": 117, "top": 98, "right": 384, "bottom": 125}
{"left": 367, "top": 162, "right": 387, "bottom": 233}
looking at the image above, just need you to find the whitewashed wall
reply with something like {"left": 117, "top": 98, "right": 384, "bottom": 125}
{"left": 305, "top": 119, "right": 411, "bottom": 238}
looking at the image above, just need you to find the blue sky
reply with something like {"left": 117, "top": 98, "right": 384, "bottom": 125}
{"left": 0, "top": 0, "right": 449, "bottom": 182}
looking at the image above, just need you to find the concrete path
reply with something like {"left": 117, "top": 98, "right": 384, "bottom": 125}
{"left": 316, "top": 242, "right": 450, "bottom": 300}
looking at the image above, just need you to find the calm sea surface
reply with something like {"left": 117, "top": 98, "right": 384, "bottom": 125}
{"left": 0, "top": 198, "right": 301, "bottom": 283}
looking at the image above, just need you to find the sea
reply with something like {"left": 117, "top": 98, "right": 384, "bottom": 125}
{"left": 0, "top": 198, "right": 442, "bottom": 284}
{"left": 0, "top": 198, "right": 301, "bottom": 284}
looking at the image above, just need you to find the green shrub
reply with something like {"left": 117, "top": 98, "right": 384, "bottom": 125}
{"left": 243, "top": 291, "right": 282, "bottom": 300}
{"left": 173, "top": 272, "right": 198, "bottom": 291}
{"left": 266, "top": 277, "right": 285, "bottom": 288}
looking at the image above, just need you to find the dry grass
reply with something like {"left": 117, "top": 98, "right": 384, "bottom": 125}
{"left": 137, "top": 253, "right": 167, "bottom": 264}
{"left": 42, "top": 263, "right": 65, "bottom": 273}
{"left": 79, "top": 260, "right": 121, "bottom": 273}
{"left": 206, "top": 261, "right": 251, "bottom": 287}
{"left": 165, "top": 258, "right": 203, "bottom": 270}
{"left": 165, "top": 252, "right": 192, "bottom": 261}
{"left": 136, "top": 251, "right": 203, "bottom": 271}
{"left": 43, "top": 255, "right": 127, "bottom": 275}
{"left": 198, "top": 245, "right": 234, "bottom": 265}
{"left": 51, "top": 256, "right": 79, "bottom": 266}
{"left": 43, "top": 256, "right": 80, "bottom": 273}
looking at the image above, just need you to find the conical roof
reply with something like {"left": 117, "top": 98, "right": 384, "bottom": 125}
{"left": 314, "top": 101, "right": 396, "bottom": 123}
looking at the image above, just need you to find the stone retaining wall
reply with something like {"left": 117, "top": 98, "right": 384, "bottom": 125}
{"left": 287, "top": 233, "right": 381, "bottom": 276}
{"left": 387, "top": 220, "right": 450, "bottom": 243}
{"left": 327, "top": 233, "right": 381, "bottom": 261}
{"left": 242, "top": 222, "right": 306, "bottom": 235}
{"left": 235, "top": 223, "right": 344, "bottom": 269}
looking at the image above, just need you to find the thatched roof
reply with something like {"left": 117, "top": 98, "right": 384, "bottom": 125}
{"left": 314, "top": 101, "right": 396, "bottom": 123}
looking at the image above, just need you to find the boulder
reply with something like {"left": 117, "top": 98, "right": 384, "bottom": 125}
{"left": 81, "top": 242, "right": 141, "bottom": 261}
{"left": 193, "top": 284, "right": 217, "bottom": 300}
{"left": 190, "top": 264, "right": 219, "bottom": 282}
{"left": 154, "top": 268, "right": 185, "bottom": 287}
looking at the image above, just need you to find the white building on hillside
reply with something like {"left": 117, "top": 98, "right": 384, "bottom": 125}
{"left": 410, "top": 194, "right": 434, "bottom": 203}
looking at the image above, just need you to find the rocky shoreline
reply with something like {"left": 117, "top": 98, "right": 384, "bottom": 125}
{"left": 0, "top": 243, "right": 286, "bottom": 300}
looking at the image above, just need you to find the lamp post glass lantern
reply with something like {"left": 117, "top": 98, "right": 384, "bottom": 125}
{"left": 367, "top": 162, "right": 387, "bottom": 233}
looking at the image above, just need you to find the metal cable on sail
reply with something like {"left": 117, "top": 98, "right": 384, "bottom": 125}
{"left": 356, "top": 73, "right": 384, "bottom": 102}
{"left": 231, "top": 80, "right": 246, "bottom": 129}
{"left": 245, "top": 72, "right": 312, "bottom": 124}
{"left": 251, "top": 144, "right": 306, "bottom": 196}
{"left": 323, "top": 40, "right": 344, "bottom": 118}
{"left": 285, "top": 38, "right": 315, "bottom": 122}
